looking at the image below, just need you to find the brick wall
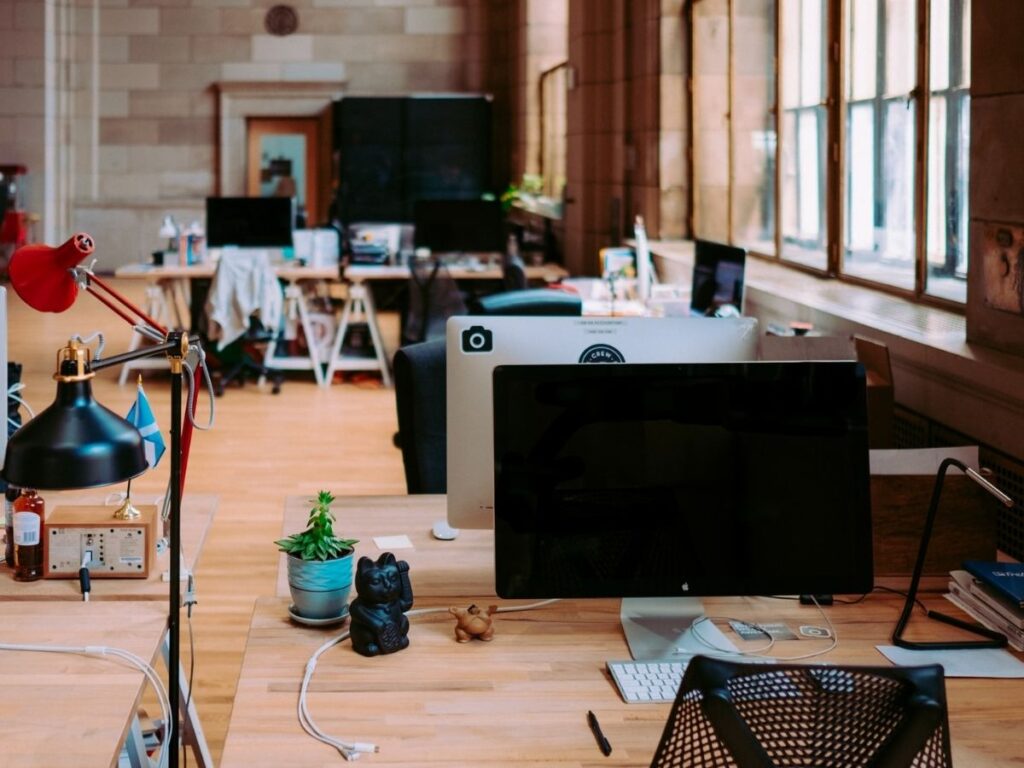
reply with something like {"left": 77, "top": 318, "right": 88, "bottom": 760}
{"left": 3, "top": 0, "right": 472, "bottom": 267}
{"left": 966, "top": 0, "right": 1024, "bottom": 355}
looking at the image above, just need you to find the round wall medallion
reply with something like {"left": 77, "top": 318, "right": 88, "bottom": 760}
{"left": 265, "top": 4, "right": 299, "bottom": 36}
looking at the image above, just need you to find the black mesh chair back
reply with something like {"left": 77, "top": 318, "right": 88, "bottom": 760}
{"left": 652, "top": 656, "right": 951, "bottom": 768}
{"left": 402, "top": 256, "right": 467, "bottom": 346}
{"left": 393, "top": 338, "right": 447, "bottom": 493}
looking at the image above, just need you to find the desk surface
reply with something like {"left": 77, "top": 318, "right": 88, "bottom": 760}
{"left": 344, "top": 261, "right": 568, "bottom": 283}
{"left": 276, "top": 494, "right": 493, "bottom": 599}
{"left": 0, "top": 601, "right": 168, "bottom": 768}
{"left": 230, "top": 494, "right": 1024, "bottom": 766}
{"left": 115, "top": 262, "right": 339, "bottom": 282}
{"left": 0, "top": 492, "right": 216, "bottom": 600}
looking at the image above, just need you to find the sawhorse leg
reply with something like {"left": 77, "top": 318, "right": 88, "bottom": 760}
{"left": 325, "top": 281, "right": 392, "bottom": 387}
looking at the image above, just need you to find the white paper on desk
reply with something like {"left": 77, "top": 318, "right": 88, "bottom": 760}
{"left": 876, "top": 645, "right": 1024, "bottom": 678}
{"left": 373, "top": 534, "right": 414, "bottom": 550}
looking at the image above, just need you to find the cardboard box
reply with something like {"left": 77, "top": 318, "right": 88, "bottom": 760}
{"left": 870, "top": 448, "right": 996, "bottom": 582}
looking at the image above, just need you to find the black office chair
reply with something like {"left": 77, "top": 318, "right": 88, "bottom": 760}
{"left": 401, "top": 256, "right": 467, "bottom": 346}
{"left": 651, "top": 655, "right": 952, "bottom": 768}
{"left": 468, "top": 288, "right": 581, "bottom": 316}
{"left": 393, "top": 338, "right": 447, "bottom": 493}
{"left": 502, "top": 252, "right": 528, "bottom": 292}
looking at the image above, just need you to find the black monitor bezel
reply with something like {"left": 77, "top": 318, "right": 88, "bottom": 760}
{"left": 205, "top": 196, "right": 294, "bottom": 248}
{"left": 492, "top": 361, "right": 873, "bottom": 600}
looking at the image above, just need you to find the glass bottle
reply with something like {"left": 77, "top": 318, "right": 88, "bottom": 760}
{"left": 4, "top": 486, "right": 19, "bottom": 566}
{"left": 12, "top": 488, "right": 44, "bottom": 581}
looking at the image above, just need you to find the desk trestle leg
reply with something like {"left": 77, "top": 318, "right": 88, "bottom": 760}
{"left": 325, "top": 282, "right": 392, "bottom": 387}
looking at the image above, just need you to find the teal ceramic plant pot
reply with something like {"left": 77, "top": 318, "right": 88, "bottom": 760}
{"left": 286, "top": 550, "right": 355, "bottom": 620}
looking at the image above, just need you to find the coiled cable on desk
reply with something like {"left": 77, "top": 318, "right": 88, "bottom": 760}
{"left": 297, "top": 599, "right": 561, "bottom": 760}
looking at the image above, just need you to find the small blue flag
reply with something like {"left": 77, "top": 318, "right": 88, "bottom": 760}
{"left": 126, "top": 380, "right": 165, "bottom": 468}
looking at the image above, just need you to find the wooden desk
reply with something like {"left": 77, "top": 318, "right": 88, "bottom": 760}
{"left": 329, "top": 262, "right": 570, "bottom": 386}
{"left": 224, "top": 494, "right": 1024, "bottom": 766}
{"left": 0, "top": 492, "right": 216, "bottom": 601}
{"left": 0, "top": 492, "right": 217, "bottom": 766}
{"left": 276, "top": 494, "right": 493, "bottom": 599}
{"left": 0, "top": 601, "right": 168, "bottom": 768}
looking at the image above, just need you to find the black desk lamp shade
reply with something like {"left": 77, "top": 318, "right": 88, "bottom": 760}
{"left": 2, "top": 344, "right": 147, "bottom": 490}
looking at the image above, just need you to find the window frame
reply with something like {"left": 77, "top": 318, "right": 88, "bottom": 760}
{"left": 686, "top": 0, "right": 967, "bottom": 310}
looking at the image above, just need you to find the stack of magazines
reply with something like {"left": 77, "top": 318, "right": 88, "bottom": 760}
{"left": 946, "top": 560, "right": 1024, "bottom": 651}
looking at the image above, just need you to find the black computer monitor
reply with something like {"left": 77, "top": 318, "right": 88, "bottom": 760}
{"left": 691, "top": 239, "right": 747, "bottom": 316}
{"left": 493, "top": 361, "right": 872, "bottom": 656}
{"left": 205, "top": 196, "right": 294, "bottom": 248}
{"left": 412, "top": 199, "right": 504, "bottom": 254}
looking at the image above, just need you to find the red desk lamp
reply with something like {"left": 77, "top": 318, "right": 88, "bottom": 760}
{"left": 3, "top": 233, "right": 208, "bottom": 767}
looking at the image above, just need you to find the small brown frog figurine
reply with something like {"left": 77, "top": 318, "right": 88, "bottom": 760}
{"left": 449, "top": 603, "right": 497, "bottom": 642}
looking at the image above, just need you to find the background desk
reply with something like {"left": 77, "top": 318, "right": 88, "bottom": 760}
{"left": 113, "top": 263, "right": 340, "bottom": 386}
{"left": 0, "top": 601, "right": 168, "bottom": 768}
{"left": 331, "top": 261, "right": 570, "bottom": 386}
{"left": 222, "top": 494, "right": 1024, "bottom": 766}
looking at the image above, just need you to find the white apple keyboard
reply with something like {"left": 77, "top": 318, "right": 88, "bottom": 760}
{"left": 607, "top": 655, "right": 776, "bottom": 703}
{"left": 607, "top": 659, "right": 688, "bottom": 703}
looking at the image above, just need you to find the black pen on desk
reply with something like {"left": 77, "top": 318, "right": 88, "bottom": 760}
{"left": 587, "top": 710, "right": 612, "bottom": 757}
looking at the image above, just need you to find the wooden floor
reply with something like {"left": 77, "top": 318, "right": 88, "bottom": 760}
{"left": 5, "top": 279, "right": 407, "bottom": 764}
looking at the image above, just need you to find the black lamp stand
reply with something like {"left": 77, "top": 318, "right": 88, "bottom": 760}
{"left": 93, "top": 332, "right": 189, "bottom": 766}
{"left": 892, "top": 457, "right": 1015, "bottom": 651}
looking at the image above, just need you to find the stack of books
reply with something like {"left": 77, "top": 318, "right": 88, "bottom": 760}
{"left": 946, "top": 560, "right": 1024, "bottom": 651}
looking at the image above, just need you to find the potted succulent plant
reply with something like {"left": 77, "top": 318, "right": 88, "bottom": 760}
{"left": 276, "top": 491, "right": 358, "bottom": 622}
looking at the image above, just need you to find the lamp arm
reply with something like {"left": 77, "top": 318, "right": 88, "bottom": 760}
{"left": 89, "top": 335, "right": 199, "bottom": 372}
{"left": 892, "top": 457, "right": 1011, "bottom": 650}
{"left": 74, "top": 267, "right": 168, "bottom": 336}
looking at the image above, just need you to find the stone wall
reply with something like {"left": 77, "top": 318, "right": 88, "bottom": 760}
{"left": 3, "top": 0, "right": 472, "bottom": 268}
{"left": 966, "top": 0, "right": 1024, "bottom": 355}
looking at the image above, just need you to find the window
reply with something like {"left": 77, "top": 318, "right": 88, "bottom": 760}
{"left": 780, "top": 0, "right": 826, "bottom": 269}
{"left": 689, "top": 0, "right": 972, "bottom": 305}
{"left": 925, "top": 0, "right": 970, "bottom": 303}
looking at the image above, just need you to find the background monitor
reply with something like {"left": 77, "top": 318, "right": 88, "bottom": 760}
{"left": 691, "top": 239, "right": 746, "bottom": 316}
{"left": 413, "top": 199, "right": 504, "bottom": 254}
{"left": 492, "top": 361, "right": 872, "bottom": 656}
{"left": 205, "top": 196, "right": 294, "bottom": 248}
{"left": 446, "top": 316, "right": 760, "bottom": 530}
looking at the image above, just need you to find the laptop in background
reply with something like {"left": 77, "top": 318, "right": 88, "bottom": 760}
{"left": 690, "top": 239, "right": 747, "bottom": 317}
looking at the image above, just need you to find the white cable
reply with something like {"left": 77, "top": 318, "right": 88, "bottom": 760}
{"left": 0, "top": 642, "right": 172, "bottom": 751}
{"left": 70, "top": 330, "right": 106, "bottom": 360}
{"left": 689, "top": 596, "right": 838, "bottom": 662}
{"left": 297, "top": 598, "right": 562, "bottom": 760}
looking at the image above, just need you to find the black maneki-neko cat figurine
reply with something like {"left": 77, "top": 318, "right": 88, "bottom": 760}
{"left": 349, "top": 552, "right": 414, "bottom": 656}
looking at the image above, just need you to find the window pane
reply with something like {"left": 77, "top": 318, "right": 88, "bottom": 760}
{"left": 847, "top": 104, "right": 875, "bottom": 253}
{"left": 781, "top": 0, "right": 800, "bottom": 109}
{"left": 884, "top": 0, "right": 916, "bottom": 95}
{"left": 845, "top": 100, "right": 916, "bottom": 290}
{"left": 780, "top": 0, "right": 827, "bottom": 269}
{"left": 926, "top": 0, "right": 969, "bottom": 303}
{"left": 926, "top": 95, "right": 948, "bottom": 268}
{"left": 800, "top": 0, "right": 824, "bottom": 105}
{"left": 732, "top": 0, "right": 777, "bottom": 255}
{"left": 847, "top": 0, "right": 878, "bottom": 101}
{"left": 930, "top": 0, "right": 950, "bottom": 91}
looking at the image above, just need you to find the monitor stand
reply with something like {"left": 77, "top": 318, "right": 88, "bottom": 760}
{"left": 620, "top": 597, "right": 706, "bottom": 661}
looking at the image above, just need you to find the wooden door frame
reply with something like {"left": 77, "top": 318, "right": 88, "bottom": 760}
{"left": 246, "top": 117, "right": 321, "bottom": 224}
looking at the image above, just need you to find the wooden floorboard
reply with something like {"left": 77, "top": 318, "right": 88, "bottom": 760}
{"left": 6, "top": 278, "right": 407, "bottom": 764}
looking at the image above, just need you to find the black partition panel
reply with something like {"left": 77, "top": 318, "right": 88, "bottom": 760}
{"left": 334, "top": 95, "right": 493, "bottom": 224}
